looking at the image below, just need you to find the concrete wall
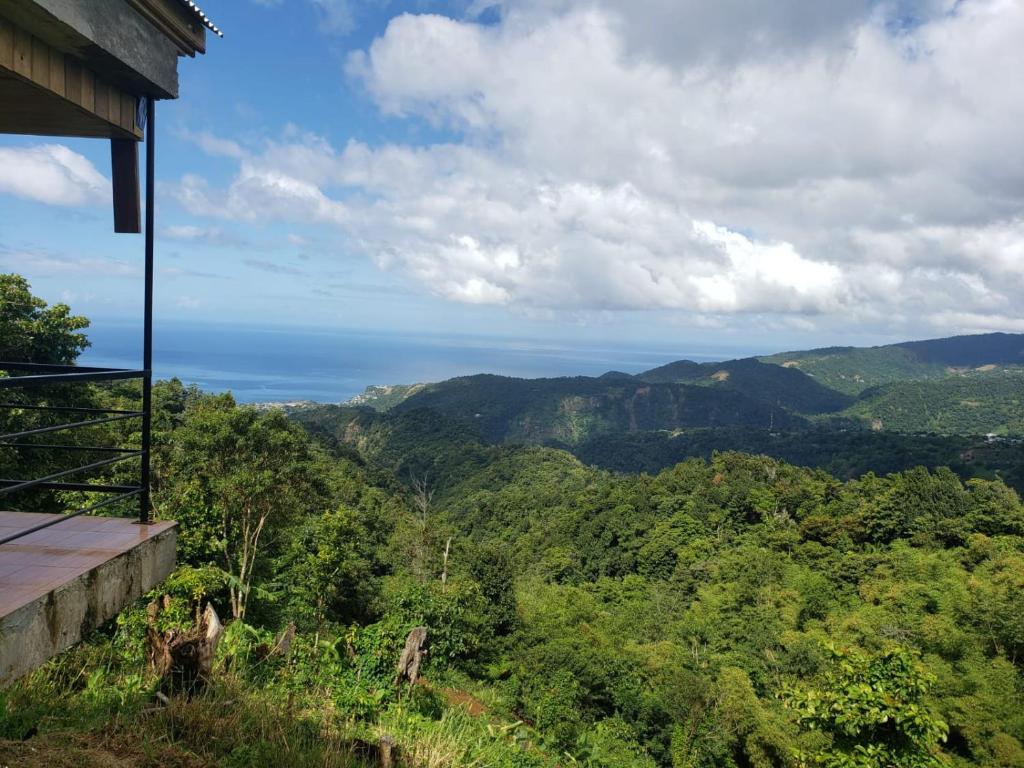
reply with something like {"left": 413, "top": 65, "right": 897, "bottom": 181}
{"left": 0, "top": 526, "right": 176, "bottom": 686}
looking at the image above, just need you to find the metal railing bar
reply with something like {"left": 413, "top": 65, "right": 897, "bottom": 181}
{"left": 0, "top": 403, "right": 143, "bottom": 415}
{"left": 0, "top": 443, "right": 140, "bottom": 453}
{"left": 0, "top": 370, "right": 147, "bottom": 388}
{"left": 0, "top": 480, "right": 140, "bottom": 493}
{"left": 0, "top": 487, "right": 144, "bottom": 546}
{"left": 0, "top": 412, "right": 141, "bottom": 442}
{"left": 0, "top": 450, "right": 144, "bottom": 497}
{"left": 0, "top": 362, "right": 131, "bottom": 374}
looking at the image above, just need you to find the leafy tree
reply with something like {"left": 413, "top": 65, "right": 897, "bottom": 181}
{"left": 0, "top": 273, "right": 89, "bottom": 364}
{"left": 278, "top": 502, "right": 382, "bottom": 629}
{"left": 158, "top": 399, "right": 322, "bottom": 619}
{"left": 380, "top": 577, "right": 492, "bottom": 666}
{"left": 784, "top": 646, "right": 948, "bottom": 768}
{"left": 0, "top": 275, "right": 94, "bottom": 512}
{"left": 467, "top": 542, "right": 519, "bottom": 636}
{"left": 967, "top": 551, "right": 1024, "bottom": 664}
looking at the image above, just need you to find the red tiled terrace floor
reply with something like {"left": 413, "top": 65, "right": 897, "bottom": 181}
{"left": 0, "top": 511, "right": 175, "bottom": 618}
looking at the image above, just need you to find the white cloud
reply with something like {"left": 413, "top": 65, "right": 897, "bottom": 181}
{"left": 0, "top": 145, "right": 108, "bottom": 206}
{"left": 0, "top": 250, "right": 137, "bottom": 277}
{"left": 468, "top": 0, "right": 880, "bottom": 66}
{"left": 0, "top": 249, "right": 222, "bottom": 280}
{"left": 160, "top": 224, "right": 251, "bottom": 248}
{"left": 174, "top": 0, "right": 1024, "bottom": 335}
{"left": 162, "top": 224, "right": 206, "bottom": 240}
{"left": 177, "top": 129, "right": 246, "bottom": 159}
{"left": 690, "top": 221, "right": 845, "bottom": 314}
{"left": 169, "top": 166, "right": 349, "bottom": 226}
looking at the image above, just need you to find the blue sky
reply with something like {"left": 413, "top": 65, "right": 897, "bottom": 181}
{"left": 2, "top": 2, "right": 490, "bottom": 336}
{"left": 1, "top": 0, "right": 1022, "bottom": 356}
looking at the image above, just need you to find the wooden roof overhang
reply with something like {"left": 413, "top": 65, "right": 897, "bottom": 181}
{"left": 0, "top": 0, "right": 219, "bottom": 231}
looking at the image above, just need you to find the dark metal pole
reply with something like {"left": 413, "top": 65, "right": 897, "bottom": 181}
{"left": 140, "top": 96, "right": 155, "bottom": 524}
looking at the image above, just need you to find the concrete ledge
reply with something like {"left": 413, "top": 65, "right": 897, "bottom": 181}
{"left": 0, "top": 525, "right": 176, "bottom": 685}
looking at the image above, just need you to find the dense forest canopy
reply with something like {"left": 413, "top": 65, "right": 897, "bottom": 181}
{"left": 1, "top": 275, "right": 1023, "bottom": 768}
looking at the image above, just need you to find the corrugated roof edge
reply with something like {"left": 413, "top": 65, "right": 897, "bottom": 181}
{"left": 178, "top": 0, "right": 223, "bottom": 37}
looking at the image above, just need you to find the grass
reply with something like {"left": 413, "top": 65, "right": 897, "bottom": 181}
{"left": 376, "top": 707, "right": 547, "bottom": 768}
{"left": 0, "top": 636, "right": 373, "bottom": 768}
{"left": 0, "top": 619, "right": 554, "bottom": 768}
{"left": 0, "top": 674, "right": 374, "bottom": 768}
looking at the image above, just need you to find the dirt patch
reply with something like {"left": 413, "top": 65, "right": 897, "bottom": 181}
{"left": 441, "top": 688, "right": 488, "bottom": 717}
{"left": 976, "top": 364, "right": 997, "bottom": 372}
{"left": 711, "top": 370, "right": 730, "bottom": 382}
{"left": 414, "top": 678, "right": 488, "bottom": 717}
{"left": 781, "top": 361, "right": 800, "bottom": 368}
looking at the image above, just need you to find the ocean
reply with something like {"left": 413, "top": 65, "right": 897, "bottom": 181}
{"left": 79, "top": 320, "right": 759, "bottom": 404}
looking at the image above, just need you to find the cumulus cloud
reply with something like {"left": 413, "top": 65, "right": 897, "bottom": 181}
{"left": 468, "top": 0, "right": 960, "bottom": 67}
{"left": 0, "top": 145, "right": 108, "bottom": 206}
{"left": 177, "top": 129, "right": 247, "bottom": 159}
{"left": 169, "top": 165, "right": 349, "bottom": 226}
{"left": 175, "top": 0, "right": 1024, "bottom": 334}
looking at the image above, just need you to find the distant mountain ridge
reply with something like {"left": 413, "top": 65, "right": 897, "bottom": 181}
{"left": 638, "top": 357, "right": 854, "bottom": 414}
{"left": 761, "top": 332, "right": 1024, "bottom": 394}
{"left": 388, "top": 373, "right": 806, "bottom": 444}
{"left": 338, "top": 332, "right": 1024, "bottom": 440}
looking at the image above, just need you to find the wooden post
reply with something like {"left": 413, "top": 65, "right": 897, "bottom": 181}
{"left": 441, "top": 536, "right": 451, "bottom": 593}
{"left": 379, "top": 735, "right": 396, "bottom": 768}
{"left": 110, "top": 138, "right": 141, "bottom": 233}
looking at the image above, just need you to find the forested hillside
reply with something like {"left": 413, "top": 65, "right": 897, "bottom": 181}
{"left": 841, "top": 370, "right": 1024, "bottom": 436}
{"left": 346, "top": 333, "right": 1024, "bottom": 440}
{"left": 637, "top": 358, "right": 853, "bottom": 414}
{"left": 314, "top": 328, "right": 1024, "bottom": 488}
{"left": 570, "top": 427, "right": 1024, "bottom": 492}
{"left": 384, "top": 374, "right": 806, "bottom": 444}
{"left": 3, "top": 275, "right": 1024, "bottom": 768}
{"left": 761, "top": 333, "right": 1024, "bottom": 395}
{"left": 290, "top": 404, "right": 1024, "bottom": 498}
{"left": 12, "top": 390, "right": 1024, "bottom": 767}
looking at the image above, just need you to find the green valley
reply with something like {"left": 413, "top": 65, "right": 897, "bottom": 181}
{"left": 2, "top": 277, "right": 1024, "bottom": 768}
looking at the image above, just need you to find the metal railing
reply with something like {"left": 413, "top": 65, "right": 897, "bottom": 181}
{"left": 0, "top": 95, "right": 159, "bottom": 546}
{"left": 0, "top": 362, "right": 152, "bottom": 545}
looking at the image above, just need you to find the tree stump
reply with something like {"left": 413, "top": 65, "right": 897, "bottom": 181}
{"left": 146, "top": 597, "right": 225, "bottom": 696}
{"left": 393, "top": 626, "right": 428, "bottom": 692}
{"left": 255, "top": 621, "right": 296, "bottom": 660}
